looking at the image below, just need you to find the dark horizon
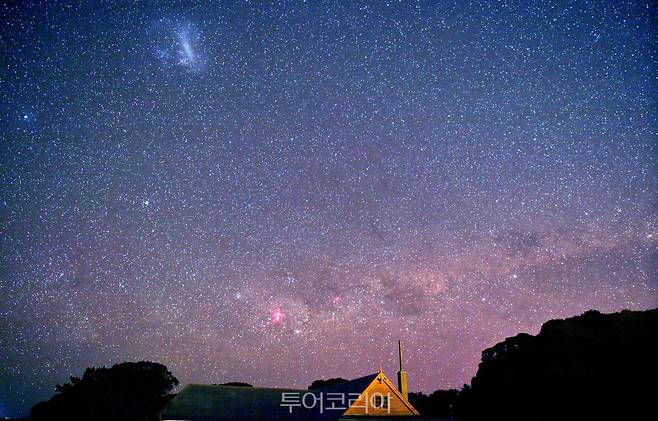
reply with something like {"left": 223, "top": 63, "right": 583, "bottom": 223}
{"left": 1, "top": 1, "right": 656, "bottom": 417}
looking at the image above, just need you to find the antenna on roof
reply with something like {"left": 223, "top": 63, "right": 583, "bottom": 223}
{"left": 397, "top": 340, "right": 409, "bottom": 400}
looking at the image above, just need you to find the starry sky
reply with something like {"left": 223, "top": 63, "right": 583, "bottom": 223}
{"left": 1, "top": 0, "right": 656, "bottom": 417}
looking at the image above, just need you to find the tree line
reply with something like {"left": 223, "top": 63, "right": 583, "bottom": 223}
{"left": 28, "top": 308, "right": 657, "bottom": 420}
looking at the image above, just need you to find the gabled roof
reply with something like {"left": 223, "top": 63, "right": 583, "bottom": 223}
{"left": 344, "top": 370, "right": 419, "bottom": 416}
{"left": 310, "top": 370, "right": 419, "bottom": 419}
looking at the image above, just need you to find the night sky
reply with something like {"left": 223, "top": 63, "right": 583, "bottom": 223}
{"left": 1, "top": 0, "right": 656, "bottom": 417}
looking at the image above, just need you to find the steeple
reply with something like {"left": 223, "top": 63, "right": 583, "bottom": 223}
{"left": 397, "top": 340, "right": 409, "bottom": 400}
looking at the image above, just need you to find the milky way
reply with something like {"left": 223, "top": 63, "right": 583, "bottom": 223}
{"left": 0, "top": 1, "right": 656, "bottom": 417}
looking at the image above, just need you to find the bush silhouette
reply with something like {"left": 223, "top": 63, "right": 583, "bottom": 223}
{"left": 409, "top": 388, "right": 461, "bottom": 417}
{"left": 218, "top": 382, "right": 253, "bottom": 387}
{"left": 308, "top": 378, "right": 348, "bottom": 390}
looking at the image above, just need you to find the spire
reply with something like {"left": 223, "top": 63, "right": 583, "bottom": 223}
{"left": 397, "top": 340, "right": 409, "bottom": 400}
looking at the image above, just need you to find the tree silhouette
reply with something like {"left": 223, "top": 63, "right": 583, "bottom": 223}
{"left": 459, "top": 308, "right": 658, "bottom": 421}
{"left": 308, "top": 378, "right": 348, "bottom": 390}
{"left": 409, "top": 388, "right": 461, "bottom": 418}
{"left": 218, "top": 382, "right": 253, "bottom": 387}
{"left": 410, "top": 308, "right": 657, "bottom": 420}
{"left": 31, "top": 361, "right": 178, "bottom": 421}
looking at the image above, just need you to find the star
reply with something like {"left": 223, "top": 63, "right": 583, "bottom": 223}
{"left": 0, "top": 1, "right": 655, "bottom": 418}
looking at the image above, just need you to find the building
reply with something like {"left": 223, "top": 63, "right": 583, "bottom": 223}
{"left": 161, "top": 342, "right": 419, "bottom": 420}
{"left": 160, "top": 383, "right": 309, "bottom": 421}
